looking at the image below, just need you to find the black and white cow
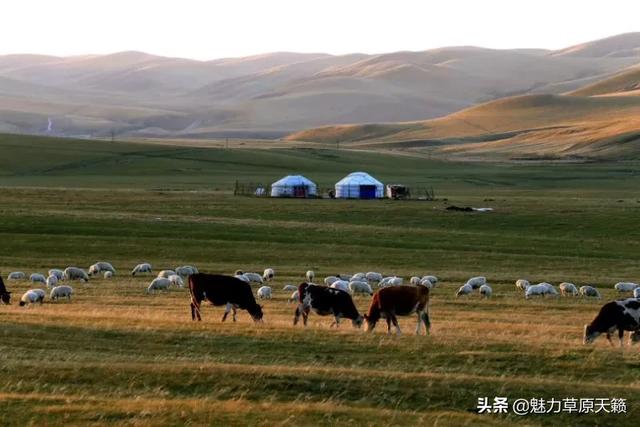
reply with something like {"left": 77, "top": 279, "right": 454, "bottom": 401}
{"left": 294, "top": 283, "right": 363, "bottom": 328}
{"left": 584, "top": 298, "right": 640, "bottom": 347}
{"left": 189, "top": 274, "right": 263, "bottom": 323}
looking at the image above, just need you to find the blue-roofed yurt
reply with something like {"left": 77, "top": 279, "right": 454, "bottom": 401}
{"left": 334, "top": 172, "right": 384, "bottom": 199}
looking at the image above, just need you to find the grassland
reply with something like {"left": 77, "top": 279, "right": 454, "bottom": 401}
{"left": 1, "top": 134, "right": 640, "bottom": 425}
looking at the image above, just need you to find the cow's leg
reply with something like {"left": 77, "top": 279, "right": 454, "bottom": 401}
{"left": 302, "top": 306, "right": 310, "bottom": 326}
{"left": 191, "top": 303, "right": 196, "bottom": 321}
{"left": 331, "top": 315, "right": 341, "bottom": 328}
{"left": 416, "top": 311, "right": 423, "bottom": 335}
{"left": 618, "top": 328, "right": 625, "bottom": 348}
{"left": 232, "top": 306, "right": 237, "bottom": 322}
{"left": 422, "top": 310, "right": 431, "bottom": 335}
{"left": 293, "top": 304, "right": 302, "bottom": 325}
{"left": 222, "top": 303, "right": 232, "bottom": 322}
{"left": 391, "top": 315, "right": 402, "bottom": 336}
{"left": 606, "top": 332, "right": 614, "bottom": 347}
{"left": 386, "top": 316, "right": 392, "bottom": 334}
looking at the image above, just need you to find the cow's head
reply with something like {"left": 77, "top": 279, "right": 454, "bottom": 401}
{"left": 0, "top": 292, "right": 11, "bottom": 305}
{"left": 250, "top": 304, "right": 264, "bottom": 323}
{"left": 629, "top": 331, "right": 640, "bottom": 345}
{"left": 352, "top": 315, "right": 364, "bottom": 329}
{"left": 583, "top": 324, "right": 600, "bottom": 344}
{"left": 364, "top": 314, "right": 377, "bottom": 332}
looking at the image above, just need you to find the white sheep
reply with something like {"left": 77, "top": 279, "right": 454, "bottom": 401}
{"left": 456, "top": 283, "right": 473, "bottom": 297}
{"left": 50, "top": 285, "right": 73, "bottom": 301}
{"left": 147, "top": 277, "right": 171, "bottom": 293}
{"left": 306, "top": 270, "right": 315, "bottom": 282}
{"left": 131, "top": 263, "right": 152, "bottom": 276}
{"left": 349, "top": 280, "right": 373, "bottom": 295}
{"left": 46, "top": 274, "right": 58, "bottom": 289}
{"left": 168, "top": 274, "right": 184, "bottom": 288}
{"left": 614, "top": 282, "right": 639, "bottom": 293}
{"left": 634, "top": 287, "right": 640, "bottom": 299}
{"left": 19, "top": 289, "right": 45, "bottom": 306}
{"left": 263, "top": 268, "right": 275, "bottom": 281}
{"left": 330, "top": 280, "right": 350, "bottom": 293}
{"left": 365, "top": 272, "right": 383, "bottom": 283}
{"left": 422, "top": 275, "right": 438, "bottom": 285}
{"left": 579, "top": 285, "right": 601, "bottom": 298}
{"left": 410, "top": 276, "right": 421, "bottom": 286}
{"left": 525, "top": 283, "right": 555, "bottom": 299}
{"left": 7, "top": 272, "right": 26, "bottom": 280}
{"left": 48, "top": 269, "right": 65, "bottom": 280}
{"left": 479, "top": 284, "right": 492, "bottom": 298}
{"left": 30, "top": 273, "right": 46, "bottom": 284}
{"left": 379, "top": 276, "right": 403, "bottom": 287}
{"left": 283, "top": 284, "right": 298, "bottom": 292}
{"left": 515, "top": 279, "right": 530, "bottom": 291}
{"left": 324, "top": 276, "right": 340, "bottom": 286}
{"left": 559, "top": 282, "right": 578, "bottom": 296}
{"left": 157, "top": 270, "right": 176, "bottom": 278}
{"left": 465, "top": 276, "right": 486, "bottom": 289}
{"left": 242, "top": 272, "right": 264, "bottom": 284}
{"left": 104, "top": 271, "right": 113, "bottom": 279}
{"left": 175, "top": 265, "right": 198, "bottom": 277}
{"left": 235, "top": 274, "right": 250, "bottom": 283}
{"left": 88, "top": 262, "right": 116, "bottom": 276}
{"left": 289, "top": 290, "right": 299, "bottom": 303}
{"left": 257, "top": 286, "right": 272, "bottom": 299}
{"left": 64, "top": 267, "right": 89, "bottom": 282}
{"left": 419, "top": 278, "right": 434, "bottom": 289}
{"left": 351, "top": 273, "right": 366, "bottom": 281}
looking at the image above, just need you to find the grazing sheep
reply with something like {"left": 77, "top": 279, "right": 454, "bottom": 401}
{"left": 351, "top": 273, "right": 366, "bottom": 281}
{"left": 306, "top": 270, "right": 315, "bottom": 283}
{"left": 456, "top": 283, "right": 473, "bottom": 297}
{"left": 410, "top": 276, "right": 421, "bottom": 286}
{"left": 147, "top": 277, "right": 171, "bottom": 293}
{"left": 48, "top": 269, "right": 65, "bottom": 281}
{"left": 103, "top": 271, "right": 113, "bottom": 279}
{"left": 242, "top": 272, "right": 264, "bottom": 284}
{"left": 283, "top": 284, "right": 298, "bottom": 292}
{"left": 479, "top": 284, "right": 492, "bottom": 298}
{"left": 419, "top": 278, "right": 434, "bottom": 289}
{"left": 379, "top": 276, "right": 403, "bottom": 287}
{"left": 349, "top": 280, "right": 373, "bottom": 296}
{"left": 235, "top": 274, "right": 250, "bottom": 283}
{"left": 330, "top": 280, "right": 350, "bottom": 293}
{"left": 365, "top": 272, "right": 383, "bottom": 283}
{"left": 465, "top": 276, "right": 486, "bottom": 289}
{"left": 64, "top": 267, "right": 89, "bottom": 282}
{"left": 46, "top": 274, "right": 58, "bottom": 289}
{"left": 157, "top": 270, "right": 176, "bottom": 279}
{"left": 580, "top": 285, "right": 601, "bottom": 298}
{"left": 19, "top": 289, "right": 45, "bottom": 306}
{"left": 337, "top": 274, "right": 353, "bottom": 282}
{"left": 263, "top": 268, "right": 275, "bottom": 281}
{"left": 168, "top": 274, "right": 184, "bottom": 288}
{"left": 422, "top": 275, "right": 438, "bottom": 285}
{"left": 634, "top": 287, "right": 640, "bottom": 299}
{"left": 88, "top": 262, "right": 116, "bottom": 276}
{"left": 7, "top": 272, "right": 26, "bottom": 280}
{"left": 131, "top": 263, "right": 152, "bottom": 276}
{"left": 614, "top": 282, "right": 639, "bottom": 293}
{"left": 175, "top": 265, "right": 198, "bottom": 277}
{"left": 30, "top": 273, "right": 46, "bottom": 284}
{"left": 288, "top": 290, "right": 299, "bottom": 304}
{"left": 324, "top": 276, "right": 340, "bottom": 286}
{"left": 257, "top": 286, "right": 272, "bottom": 299}
{"left": 50, "top": 285, "right": 73, "bottom": 301}
{"left": 525, "top": 283, "right": 557, "bottom": 299}
{"left": 559, "top": 282, "right": 578, "bottom": 296}
{"left": 515, "top": 279, "right": 530, "bottom": 291}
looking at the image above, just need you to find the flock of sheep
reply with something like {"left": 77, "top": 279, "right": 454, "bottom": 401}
{"left": 6, "top": 262, "right": 640, "bottom": 308}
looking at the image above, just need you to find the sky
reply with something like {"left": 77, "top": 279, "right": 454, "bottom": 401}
{"left": 1, "top": 0, "right": 639, "bottom": 60}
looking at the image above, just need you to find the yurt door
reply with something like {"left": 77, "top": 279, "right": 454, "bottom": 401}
{"left": 293, "top": 185, "right": 307, "bottom": 198}
{"left": 359, "top": 185, "right": 377, "bottom": 199}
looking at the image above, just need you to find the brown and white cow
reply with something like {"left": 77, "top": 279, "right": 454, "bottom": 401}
{"left": 584, "top": 298, "right": 640, "bottom": 347}
{"left": 189, "top": 274, "right": 263, "bottom": 322}
{"left": 294, "top": 283, "right": 363, "bottom": 328}
{"left": 0, "top": 275, "right": 11, "bottom": 305}
{"left": 365, "top": 285, "right": 431, "bottom": 335}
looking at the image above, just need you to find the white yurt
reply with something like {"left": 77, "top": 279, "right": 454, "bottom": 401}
{"left": 334, "top": 172, "right": 384, "bottom": 199}
{"left": 270, "top": 175, "right": 317, "bottom": 198}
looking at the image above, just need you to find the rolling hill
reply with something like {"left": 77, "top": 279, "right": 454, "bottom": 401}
{"left": 1, "top": 33, "right": 640, "bottom": 138}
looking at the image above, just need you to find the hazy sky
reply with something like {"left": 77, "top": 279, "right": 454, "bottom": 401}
{"left": 2, "top": 0, "right": 638, "bottom": 60}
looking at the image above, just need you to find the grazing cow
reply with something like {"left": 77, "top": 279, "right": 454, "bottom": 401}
{"left": 0, "top": 276, "right": 11, "bottom": 304}
{"left": 583, "top": 298, "right": 640, "bottom": 347}
{"left": 189, "top": 274, "right": 263, "bottom": 323}
{"left": 365, "top": 285, "right": 431, "bottom": 336}
{"left": 294, "top": 283, "right": 363, "bottom": 328}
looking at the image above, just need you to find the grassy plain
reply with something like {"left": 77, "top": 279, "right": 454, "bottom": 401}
{"left": 1, "top": 133, "right": 640, "bottom": 425}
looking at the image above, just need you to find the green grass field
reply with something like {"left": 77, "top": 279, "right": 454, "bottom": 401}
{"left": 1, "top": 134, "right": 640, "bottom": 426}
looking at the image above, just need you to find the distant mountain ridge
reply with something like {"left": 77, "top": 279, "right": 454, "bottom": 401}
{"left": 0, "top": 33, "right": 639, "bottom": 139}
